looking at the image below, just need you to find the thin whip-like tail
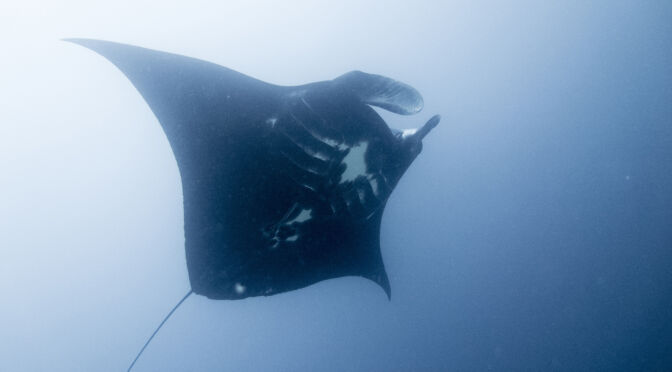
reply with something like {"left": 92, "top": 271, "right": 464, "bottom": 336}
{"left": 128, "top": 290, "right": 193, "bottom": 371}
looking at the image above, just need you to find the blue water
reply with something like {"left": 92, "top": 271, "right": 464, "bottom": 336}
{"left": 1, "top": 1, "right": 670, "bottom": 371}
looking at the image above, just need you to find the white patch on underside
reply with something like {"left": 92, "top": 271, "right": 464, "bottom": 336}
{"left": 286, "top": 234, "right": 298, "bottom": 242}
{"left": 321, "top": 136, "right": 349, "bottom": 151}
{"left": 287, "top": 208, "right": 312, "bottom": 224}
{"left": 340, "top": 142, "right": 369, "bottom": 184}
{"left": 235, "top": 282, "right": 246, "bottom": 294}
{"left": 401, "top": 128, "right": 417, "bottom": 139}
{"left": 300, "top": 182, "right": 317, "bottom": 192}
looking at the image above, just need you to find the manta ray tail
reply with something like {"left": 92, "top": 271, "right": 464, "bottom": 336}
{"left": 128, "top": 290, "right": 193, "bottom": 372}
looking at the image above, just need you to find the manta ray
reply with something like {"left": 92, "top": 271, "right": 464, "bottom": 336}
{"left": 66, "top": 38, "right": 439, "bottom": 371}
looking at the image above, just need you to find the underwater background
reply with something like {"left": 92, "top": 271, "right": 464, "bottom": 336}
{"left": 1, "top": 1, "right": 670, "bottom": 371}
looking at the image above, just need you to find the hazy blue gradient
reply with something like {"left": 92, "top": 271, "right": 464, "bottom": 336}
{"left": 1, "top": 1, "right": 670, "bottom": 371}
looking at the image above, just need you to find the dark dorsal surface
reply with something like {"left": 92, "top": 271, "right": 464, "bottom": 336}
{"left": 67, "top": 39, "right": 439, "bottom": 300}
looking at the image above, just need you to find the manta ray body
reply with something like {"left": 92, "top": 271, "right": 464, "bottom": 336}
{"left": 67, "top": 38, "right": 439, "bottom": 370}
